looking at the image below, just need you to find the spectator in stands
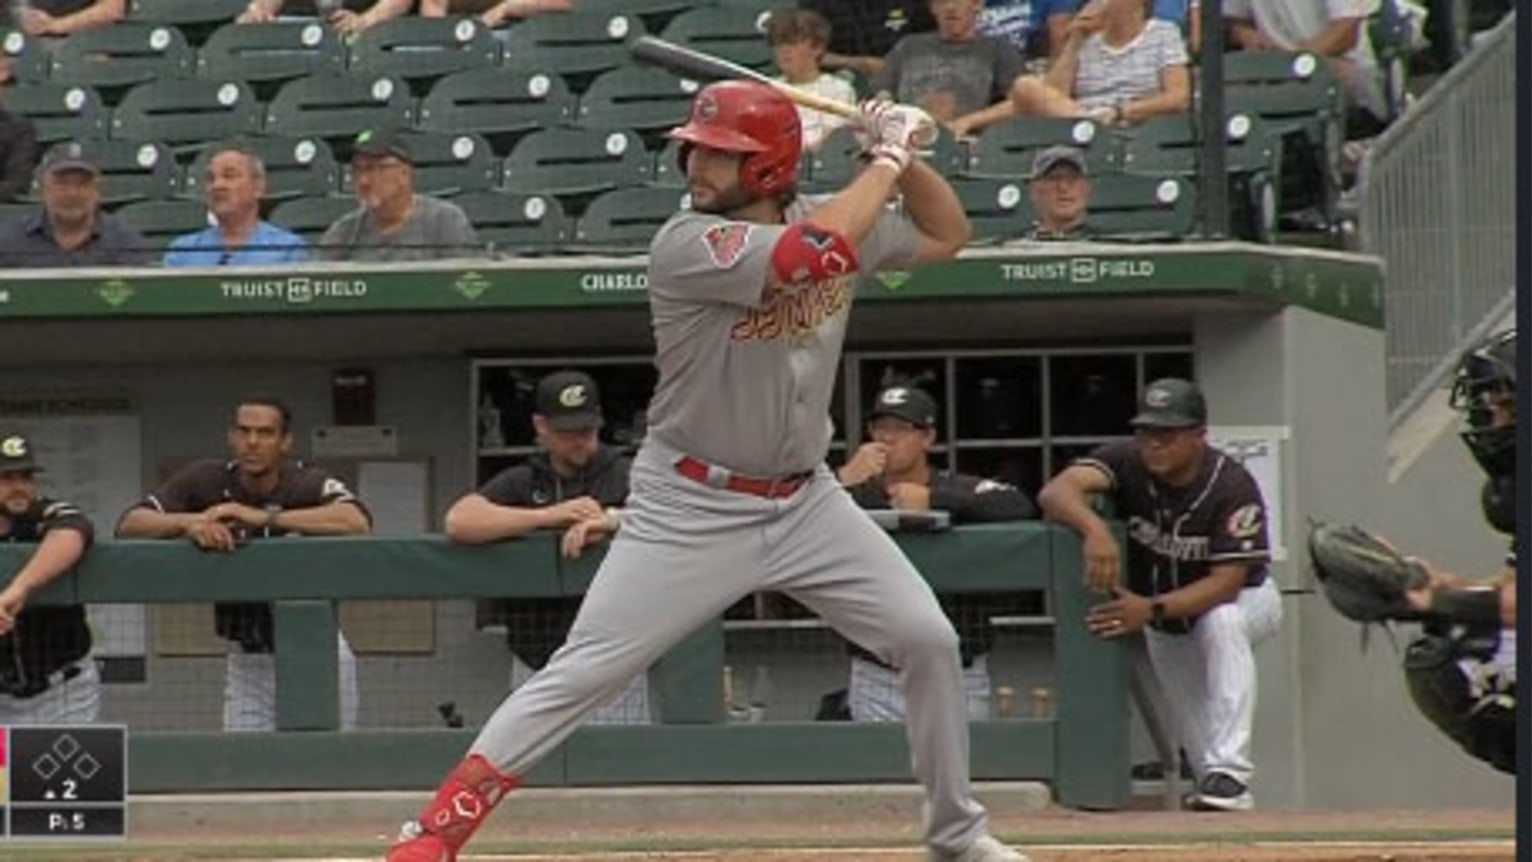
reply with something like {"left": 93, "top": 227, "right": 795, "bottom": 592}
{"left": 1020, "top": 145, "right": 1093, "bottom": 240}
{"left": 1041, "top": 0, "right": 1199, "bottom": 58}
{"left": 0, "top": 143, "right": 151, "bottom": 268}
{"left": 0, "top": 432, "right": 102, "bottom": 725}
{"left": 1225, "top": 0, "right": 1387, "bottom": 131}
{"left": 1008, "top": 0, "right": 1190, "bottom": 126}
{"left": 115, "top": 397, "right": 371, "bottom": 732}
{"left": 237, "top": 0, "right": 413, "bottom": 35}
{"left": 319, "top": 128, "right": 480, "bottom": 262}
{"left": 418, "top": 0, "right": 573, "bottom": 27}
{"left": 835, "top": 384, "right": 1035, "bottom": 723}
{"left": 797, "top": 0, "right": 935, "bottom": 79}
{"left": 163, "top": 147, "right": 308, "bottom": 267}
{"left": 444, "top": 370, "right": 650, "bottom": 725}
{"left": 0, "top": 56, "right": 40, "bottom": 204}
{"left": 12, "top": 0, "right": 124, "bottom": 38}
{"left": 870, "top": 0, "right": 1028, "bottom": 138}
{"left": 767, "top": 8, "right": 856, "bottom": 152}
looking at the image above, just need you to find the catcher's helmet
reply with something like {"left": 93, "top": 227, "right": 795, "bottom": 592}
{"left": 1449, "top": 329, "right": 1516, "bottom": 480}
{"left": 668, "top": 80, "right": 802, "bottom": 199}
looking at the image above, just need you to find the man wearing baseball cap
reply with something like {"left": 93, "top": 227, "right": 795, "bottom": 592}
{"left": 1020, "top": 145, "right": 1093, "bottom": 242}
{"left": 318, "top": 127, "right": 480, "bottom": 263}
{"left": 0, "top": 142, "right": 151, "bottom": 267}
{"left": 836, "top": 383, "right": 1035, "bottom": 723}
{"left": 0, "top": 433, "right": 102, "bottom": 724}
{"left": 445, "top": 370, "right": 650, "bottom": 724}
{"left": 1039, "top": 378, "right": 1281, "bottom": 812}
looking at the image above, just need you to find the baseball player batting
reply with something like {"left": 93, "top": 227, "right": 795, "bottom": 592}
{"left": 383, "top": 82, "right": 1029, "bottom": 862}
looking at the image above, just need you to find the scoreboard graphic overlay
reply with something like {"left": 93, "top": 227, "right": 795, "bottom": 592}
{"left": 1, "top": 725, "right": 127, "bottom": 840}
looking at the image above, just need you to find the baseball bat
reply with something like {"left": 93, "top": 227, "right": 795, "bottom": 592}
{"left": 629, "top": 36, "right": 861, "bottom": 121}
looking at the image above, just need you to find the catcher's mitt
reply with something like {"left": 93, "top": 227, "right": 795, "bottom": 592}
{"left": 1307, "top": 521, "right": 1430, "bottom": 623}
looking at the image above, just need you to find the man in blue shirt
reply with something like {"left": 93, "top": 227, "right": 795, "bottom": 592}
{"left": 163, "top": 146, "right": 308, "bottom": 268}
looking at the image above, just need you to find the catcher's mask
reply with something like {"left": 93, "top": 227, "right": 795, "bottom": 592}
{"left": 669, "top": 80, "right": 802, "bottom": 200}
{"left": 1449, "top": 329, "right": 1516, "bottom": 480}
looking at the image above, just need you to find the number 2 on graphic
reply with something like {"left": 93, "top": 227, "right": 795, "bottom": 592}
{"left": 61, "top": 778, "right": 79, "bottom": 800}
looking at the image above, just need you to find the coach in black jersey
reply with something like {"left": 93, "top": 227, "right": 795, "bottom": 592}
{"left": 1039, "top": 378, "right": 1282, "bottom": 812}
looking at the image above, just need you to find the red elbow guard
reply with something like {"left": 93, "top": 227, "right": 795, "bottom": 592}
{"left": 770, "top": 223, "right": 859, "bottom": 284}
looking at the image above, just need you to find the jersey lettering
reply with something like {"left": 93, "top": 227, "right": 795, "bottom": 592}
{"left": 1126, "top": 515, "right": 1211, "bottom": 561}
{"left": 729, "top": 275, "right": 855, "bottom": 341}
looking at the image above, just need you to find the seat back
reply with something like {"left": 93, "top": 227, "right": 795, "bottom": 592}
{"left": 110, "top": 78, "right": 262, "bottom": 149}
{"left": 500, "top": 11, "right": 646, "bottom": 78}
{"left": 950, "top": 177, "right": 1033, "bottom": 244}
{"left": 966, "top": 116, "right": 1113, "bottom": 179}
{"left": 418, "top": 67, "right": 575, "bottom": 140}
{"left": 502, "top": 128, "right": 652, "bottom": 198}
{"left": 195, "top": 21, "right": 345, "bottom": 90}
{"left": 1222, "top": 51, "right": 1341, "bottom": 129}
{"left": 263, "top": 73, "right": 415, "bottom": 152}
{"left": 569, "top": 186, "right": 685, "bottom": 254}
{"left": 4, "top": 82, "right": 108, "bottom": 144}
{"left": 347, "top": 16, "right": 500, "bottom": 86}
{"left": 49, "top": 22, "right": 194, "bottom": 92}
{"left": 126, "top": 0, "right": 246, "bottom": 45}
{"left": 1085, "top": 174, "right": 1197, "bottom": 240}
{"left": 343, "top": 131, "right": 498, "bottom": 196}
{"left": 269, "top": 195, "right": 360, "bottom": 244}
{"left": 115, "top": 197, "right": 211, "bottom": 252}
{"left": 452, "top": 190, "right": 570, "bottom": 256}
{"left": 574, "top": 66, "right": 700, "bottom": 134}
{"left": 72, "top": 139, "right": 180, "bottom": 205}
{"left": 1119, "top": 113, "right": 1278, "bottom": 177}
{"left": 183, "top": 136, "right": 341, "bottom": 202}
{"left": 659, "top": 6, "right": 774, "bottom": 71}
{"left": 2, "top": 31, "right": 52, "bottom": 83}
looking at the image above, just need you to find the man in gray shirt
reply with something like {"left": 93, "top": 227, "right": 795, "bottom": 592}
{"left": 871, "top": 0, "right": 1027, "bottom": 138}
{"left": 319, "top": 128, "right": 481, "bottom": 263}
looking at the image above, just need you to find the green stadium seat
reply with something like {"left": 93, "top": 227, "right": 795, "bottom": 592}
{"left": 195, "top": 22, "right": 345, "bottom": 93}
{"left": 182, "top": 136, "right": 341, "bottom": 202}
{"left": 343, "top": 131, "right": 498, "bottom": 196}
{"left": 115, "top": 198, "right": 211, "bottom": 250}
{"left": 658, "top": 6, "right": 774, "bottom": 72}
{"left": 500, "top": 11, "right": 646, "bottom": 80}
{"left": 1085, "top": 173, "right": 1197, "bottom": 241}
{"left": 1118, "top": 113, "right": 1280, "bottom": 242}
{"left": 48, "top": 23, "right": 193, "bottom": 93}
{"left": 501, "top": 128, "right": 651, "bottom": 198}
{"left": 268, "top": 195, "right": 359, "bottom": 244}
{"left": 347, "top": 16, "right": 500, "bottom": 87}
{"left": 73, "top": 139, "right": 180, "bottom": 205}
{"left": 800, "top": 126, "right": 974, "bottom": 193}
{"left": 110, "top": 79, "right": 262, "bottom": 151}
{"left": 3, "top": 82, "right": 108, "bottom": 143}
{"left": 567, "top": 186, "right": 684, "bottom": 254}
{"left": 417, "top": 67, "right": 575, "bottom": 141}
{"left": 1222, "top": 50, "right": 1344, "bottom": 227}
{"left": 125, "top": 0, "right": 246, "bottom": 45}
{"left": 451, "top": 190, "right": 570, "bottom": 256}
{"left": 650, "top": 137, "right": 687, "bottom": 188}
{"left": 2, "top": 31, "right": 52, "bottom": 83}
{"left": 965, "top": 116, "right": 1114, "bottom": 179}
{"left": 949, "top": 177, "right": 1033, "bottom": 245}
{"left": 263, "top": 73, "right": 415, "bottom": 153}
{"left": 574, "top": 66, "right": 699, "bottom": 134}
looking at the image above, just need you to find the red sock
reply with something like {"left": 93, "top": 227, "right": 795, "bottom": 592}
{"left": 412, "top": 754, "right": 519, "bottom": 853}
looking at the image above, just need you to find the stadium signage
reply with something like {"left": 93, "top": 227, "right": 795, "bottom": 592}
{"left": 219, "top": 277, "right": 370, "bottom": 304}
{"left": 999, "top": 257, "right": 1156, "bottom": 285}
{"left": 579, "top": 272, "right": 647, "bottom": 292}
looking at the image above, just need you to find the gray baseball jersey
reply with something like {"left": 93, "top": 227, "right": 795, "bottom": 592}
{"left": 645, "top": 196, "right": 919, "bottom": 476}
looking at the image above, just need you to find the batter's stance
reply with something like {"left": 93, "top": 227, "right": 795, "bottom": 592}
{"left": 385, "top": 82, "right": 1028, "bottom": 862}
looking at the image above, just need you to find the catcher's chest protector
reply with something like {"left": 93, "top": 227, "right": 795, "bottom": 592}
{"left": 1403, "top": 630, "right": 1518, "bottom": 774}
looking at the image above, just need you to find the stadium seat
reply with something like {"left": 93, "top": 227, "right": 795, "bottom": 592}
{"left": 74, "top": 139, "right": 180, "bottom": 205}
{"left": 501, "top": 128, "right": 651, "bottom": 199}
{"left": 574, "top": 66, "right": 699, "bottom": 134}
{"left": 347, "top": 16, "right": 500, "bottom": 88}
{"left": 110, "top": 78, "right": 261, "bottom": 150}
{"left": 649, "top": 137, "right": 687, "bottom": 188}
{"left": 195, "top": 22, "right": 345, "bottom": 93}
{"left": 343, "top": 131, "right": 497, "bottom": 196}
{"left": 800, "top": 126, "right": 972, "bottom": 193}
{"left": 125, "top": 0, "right": 246, "bottom": 45}
{"left": 1222, "top": 50, "right": 1343, "bottom": 227}
{"left": 500, "top": 11, "right": 646, "bottom": 81}
{"left": 48, "top": 22, "right": 193, "bottom": 93}
{"left": 568, "top": 186, "right": 685, "bottom": 254}
{"left": 2, "top": 31, "right": 51, "bottom": 83}
{"left": 1084, "top": 173, "right": 1197, "bottom": 241}
{"left": 1118, "top": 114, "right": 1280, "bottom": 242}
{"left": 417, "top": 67, "right": 575, "bottom": 142}
{"left": 659, "top": 6, "right": 774, "bottom": 72}
{"left": 3, "top": 82, "right": 108, "bottom": 143}
{"left": 268, "top": 195, "right": 359, "bottom": 244}
{"left": 115, "top": 198, "right": 212, "bottom": 250}
{"left": 966, "top": 116, "right": 1114, "bottom": 179}
{"left": 949, "top": 177, "right": 1033, "bottom": 245}
{"left": 580, "top": 0, "right": 711, "bottom": 33}
{"left": 263, "top": 74, "right": 415, "bottom": 153}
{"left": 451, "top": 190, "right": 570, "bottom": 256}
{"left": 182, "top": 136, "right": 341, "bottom": 202}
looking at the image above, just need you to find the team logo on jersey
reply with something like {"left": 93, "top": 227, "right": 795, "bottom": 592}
{"left": 1226, "top": 503, "right": 1264, "bottom": 539}
{"left": 798, "top": 226, "right": 853, "bottom": 277}
{"left": 702, "top": 223, "right": 752, "bottom": 269}
{"left": 321, "top": 477, "right": 353, "bottom": 500}
{"left": 559, "top": 384, "right": 589, "bottom": 407}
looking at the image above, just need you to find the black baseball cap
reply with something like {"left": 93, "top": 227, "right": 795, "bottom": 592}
{"left": 40, "top": 141, "right": 100, "bottom": 177}
{"left": 535, "top": 370, "right": 604, "bottom": 431}
{"left": 0, "top": 433, "right": 42, "bottom": 473}
{"left": 1130, "top": 378, "right": 1207, "bottom": 429}
{"left": 868, "top": 385, "right": 938, "bottom": 429}
{"left": 352, "top": 127, "right": 412, "bottom": 163}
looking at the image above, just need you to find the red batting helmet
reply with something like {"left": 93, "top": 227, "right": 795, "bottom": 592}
{"left": 668, "top": 80, "right": 802, "bottom": 198}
